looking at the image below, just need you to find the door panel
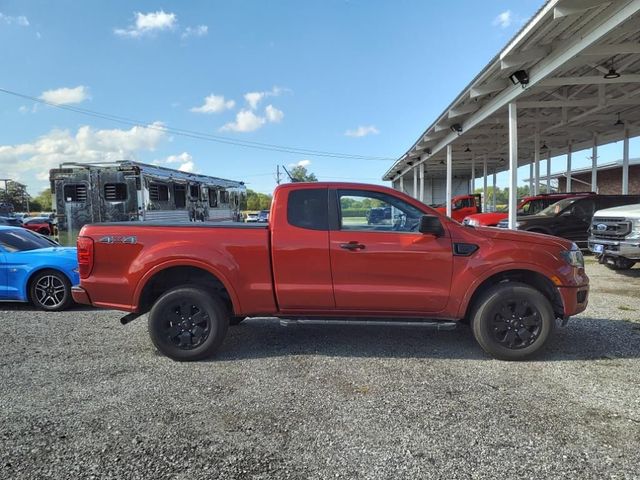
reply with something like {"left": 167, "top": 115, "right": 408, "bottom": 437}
{"left": 330, "top": 189, "right": 453, "bottom": 313}
{"left": 271, "top": 188, "right": 335, "bottom": 309}
{"left": 329, "top": 231, "right": 453, "bottom": 312}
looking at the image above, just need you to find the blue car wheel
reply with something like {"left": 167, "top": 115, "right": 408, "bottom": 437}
{"left": 29, "top": 269, "right": 73, "bottom": 311}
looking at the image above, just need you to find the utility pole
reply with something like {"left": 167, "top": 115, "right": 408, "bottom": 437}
{"left": 276, "top": 165, "right": 281, "bottom": 185}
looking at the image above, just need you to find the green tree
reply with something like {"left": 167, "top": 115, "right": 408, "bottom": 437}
{"left": 33, "top": 188, "right": 53, "bottom": 211}
{"left": 1, "top": 180, "right": 31, "bottom": 211}
{"left": 245, "top": 189, "right": 272, "bottom": 211}
{"left": 289, "top": 165, "right": 317, "bottom": 182}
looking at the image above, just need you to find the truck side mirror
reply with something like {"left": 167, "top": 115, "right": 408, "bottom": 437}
{"left": 419, "top": 215, "right": 444, "bottom": 237}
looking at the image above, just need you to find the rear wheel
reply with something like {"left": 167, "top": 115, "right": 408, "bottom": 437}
{"left": 148, "top": 286, "right": 229, "bottom": 361}
{"left": 29, "top": 269, "right": 73, "bottom": 311}
{"left": 471, "top": 282, "right": 555, "bottom": 361}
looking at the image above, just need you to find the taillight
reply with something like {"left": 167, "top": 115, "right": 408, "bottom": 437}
{"left": 77, "top": 236, "right": 94, "bottom": 279}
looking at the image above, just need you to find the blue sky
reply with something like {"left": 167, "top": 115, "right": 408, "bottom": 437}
{"left": 0, "top": 0, "right": 637, "bottom": 196}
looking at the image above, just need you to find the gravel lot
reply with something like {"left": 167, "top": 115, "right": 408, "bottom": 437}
{"left": 1, "top": 259, "right": 640, "bottom": 479}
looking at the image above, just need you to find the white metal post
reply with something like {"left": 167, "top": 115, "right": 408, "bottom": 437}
{"left": 529, "top": 162, "right": 534, "bottom": 194}
{"left": 399, "top": 175, "right": 404, "bottom": 193}
{"left": 508, "top": 102, "right": 518, "bottom": 230}
{"left": 483, "top": 156, "right": 488, "bottom": 212}
{"left": 471, "top": 155, "right": 475, "bottom": 194}
{"left": 413, "top": 167, "right": 418, "bottom": 199}
{"left": 492, "top": 170, "right": 497, "bottom": 211}
{"left": 533, "top": 132, "right": 540, "bottom": 196}
{"left": 591, "top": 134, "right": 598, "bottom": 193}
{"left": 546, "top": 151, "right": 551, "bottom": 193}
{"left": 622, "top": 129, "right": 630, "bottom": 195}
{"left": 419, "top": 163, "right": 425, "bottom": 202}
{"left": 446, "top": 145, "right": 453, "bottom": 218}
{"left": 566, "top": 141, "right": 572, "bottom": 192}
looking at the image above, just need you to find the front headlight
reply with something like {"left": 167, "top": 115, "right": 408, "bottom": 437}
{"left": 560, "top": 243, "right": 584, "bottom": 268}
{"left": 466, "top": 218, "right": 479, "bottom": 226}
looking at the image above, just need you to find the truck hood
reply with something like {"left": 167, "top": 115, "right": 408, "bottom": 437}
{"left": 593, "top": 203, "right": 640, "bottom": 218}
{"left": 468, "top": 225, "right": 572, "bottom": 250}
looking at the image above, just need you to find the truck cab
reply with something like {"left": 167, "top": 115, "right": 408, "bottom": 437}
{"left": 433, "top": 193, "right": 481, "bottom": 222}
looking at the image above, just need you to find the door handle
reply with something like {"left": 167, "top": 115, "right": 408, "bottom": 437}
{"left": 340, "top": 242, "right": 366, "bottom": 251}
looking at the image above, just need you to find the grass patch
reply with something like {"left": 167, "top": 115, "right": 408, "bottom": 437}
{"left": 618, "top": 305, "right": 637, "bottom": 312}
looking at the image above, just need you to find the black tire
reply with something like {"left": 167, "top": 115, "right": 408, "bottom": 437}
{"left": 471, "top": 282, "right": 555, "bottom": 361}
{"left": 604, "top": 256, "right": 636, "bottom": 270}
{"left": 29, "top": 269, "right": 73, "bottom": 311}
{"left": 229, "top": 316, "right": 246, "bottom": 326}
{"left": 148, "top": 287, "right": 229, "bottom": 361}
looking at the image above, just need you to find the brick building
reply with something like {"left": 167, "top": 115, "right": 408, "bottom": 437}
{"left": 552, "top": 158, "right": 640, "bottom": 195}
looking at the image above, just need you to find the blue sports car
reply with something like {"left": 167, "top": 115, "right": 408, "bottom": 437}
{"left": 0, "top": 226, "right": 79, "bottom": 311}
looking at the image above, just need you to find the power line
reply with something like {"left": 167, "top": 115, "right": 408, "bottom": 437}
{"left": 0, "top": 87, "right": 394, "bottom": 162}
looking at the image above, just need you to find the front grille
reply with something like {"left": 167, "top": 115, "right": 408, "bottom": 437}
{"left": 591, "top": 217, "right": 632, "bottom": 239}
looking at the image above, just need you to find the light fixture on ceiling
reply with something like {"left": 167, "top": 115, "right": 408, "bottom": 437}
{"left": 425, "top": 148, "right": 432, "bottom": 155}
{"left": 540, "top": 142, "right": 548, "bottom": 152}
{"left": 464, "top": 145, "right": 471, "bottom": 152}
{"left": 450, "top": 123, "right": 463, "bottom": 134}
{"left": 508, "top": 69, "right": 530, "bottom": 87}
{"left": 614, "top": 112, "right": 624, "bottom": 127}
{"left": 407, "top": 161, "right": 414, "bottom": 166}
{"left": 604, "top": 56, "right": 621, "bottom": 79}
{"left": 439, "top": 160, "right": 445, "bottom": 165}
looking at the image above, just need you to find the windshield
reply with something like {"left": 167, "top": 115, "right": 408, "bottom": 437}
{"left": 538, "top": 198, "right": 578, "bottom": 217}
{"left": 0, "top": 229, "right": 58, "bottom": 252}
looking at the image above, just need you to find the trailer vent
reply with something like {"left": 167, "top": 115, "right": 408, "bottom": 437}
{"left": 63, "top": 184, "right": 88, "bottom": 203}
{"left": 104, "top": 183, "right": 128, "bottom": 201}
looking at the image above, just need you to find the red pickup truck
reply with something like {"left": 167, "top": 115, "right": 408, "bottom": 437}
{"left": 73, "top": 182, "right": 589, "bottom": 361}
{"left": 433, "top": 193, "right": 482, "bottom": 222}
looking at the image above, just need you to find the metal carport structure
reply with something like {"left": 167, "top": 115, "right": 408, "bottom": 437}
{"left": 383, "top": 0, "right": 640, "bottom": 228}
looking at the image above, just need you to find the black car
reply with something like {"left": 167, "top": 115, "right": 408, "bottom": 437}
{"left": 498, "top": 194, "right": 640, "bottom": 247}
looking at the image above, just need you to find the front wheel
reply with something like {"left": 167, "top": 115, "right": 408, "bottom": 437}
{"left": 148, "top": 287, "right": 229, "bottom": 361}
{"left": 29, "top": 269, "right": 73, "bottom": 311}
{"left": 471, "top": 282, "right": 555, "bottom": 361}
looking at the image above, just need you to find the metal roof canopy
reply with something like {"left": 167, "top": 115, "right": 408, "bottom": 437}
{"left": 383, "top": 0, "right": 640, "bottom": 191}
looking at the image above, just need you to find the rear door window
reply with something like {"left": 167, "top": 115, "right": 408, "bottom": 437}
{"left": 287, "top": 189, "right": 328, "bottom": 230}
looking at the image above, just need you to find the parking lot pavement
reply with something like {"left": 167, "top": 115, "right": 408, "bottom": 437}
{"left": 1, "top": 261, "right": 640, "bottom": 480}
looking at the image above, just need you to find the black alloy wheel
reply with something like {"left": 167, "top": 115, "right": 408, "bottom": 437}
{"left": 471, "top": 282, "right": 555, "bottom": 360}
{"left": 30, "top": 270, "right": 73, "bottom": 311}
{"left": 148, "top": 287, "right": 229, "bottom": 361}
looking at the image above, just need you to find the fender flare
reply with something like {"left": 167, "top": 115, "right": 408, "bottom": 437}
{"left": 132, "top": 258, "right": 242, "bottom": 314}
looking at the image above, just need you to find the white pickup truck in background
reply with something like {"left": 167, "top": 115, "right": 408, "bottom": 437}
{"left": 589, "top": 203, "right": 640, "bottom": 270}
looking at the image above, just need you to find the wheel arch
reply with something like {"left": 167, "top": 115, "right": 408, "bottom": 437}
{"left": 461, "top": 268, "right": 564, "bottom": 322}
{"left": 25, "top": 267, "right": 73, "bottom": 301}
{"left": 135, "top": 262, "right": 239, "bottom": 316}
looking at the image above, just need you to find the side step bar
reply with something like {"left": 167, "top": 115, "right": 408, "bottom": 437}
{"left": 279, "top": 318, "right": 457, "bottom": 330}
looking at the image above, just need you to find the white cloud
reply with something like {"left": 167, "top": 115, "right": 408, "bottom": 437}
{"left": 0, "top": 13, "right": 29, "bottom": 26}
{"left": 190, "top": 94, "right": 235, "bottom": 114}
{"left": 345, "top": 125, "right": 380, "bottom": 138}
{"left": 492, "top": 10, "right": 513, "bottom": 28}
{"left": 158, "top": 152, "right": 197, "bottom": 173}
{"left": 289, "top": 159, "right": 311, "bottom": 168}
{"left": 115, "top": 10, "right": 177, "bottom": 38}
{"left": 265, "top": 104, "right": 284, "bottom": 123}
{"left": 0, "top": 122, "right": 167, "bottom": 192}
{"left": 182, "top": 25, "right": 208, "bottom": 39}
{"left": 18, "top": 105, "right": 29, "bottom": 114}
{"left": 243, "top": 86, "right": 286, "bottom": 110}
{"left": 40, "top": 86, "right": 90, "bottom": 105}
{"left": 220, "top": 110, "right": 266, "bottom": 133}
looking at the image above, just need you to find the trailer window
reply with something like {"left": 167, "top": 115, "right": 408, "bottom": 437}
{"left": 63, "top": 184, "right": 87, "bottom": 203}
{"left": 209, "top": 188, "right": 218, "bottom": 207}
{"left": 189, "top": 185, "right": 199, "bottom": 198}
{"left": 288, "top": 189, "right": 328, "bottom": 230}
{"left": 149, "top": 183, "right": 169, "bottom": 202}
{"left": 104, "top": 183, "right": 128, "bottom": 201}
{"left": 220, "top": 191, "right": 229, "bottom": 204}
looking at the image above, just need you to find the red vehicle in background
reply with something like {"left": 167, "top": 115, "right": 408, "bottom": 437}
{"left": 73, "top": 182, "right": 589, "bottom": 362}
{"left": 463, "top": 192, "right": 595, "bottom": 227}
{"left": 22, "top": 217, "right": 55, "bottom": 236}
{"left": 433, "top": 193, "right": 482, "bottom": 222}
